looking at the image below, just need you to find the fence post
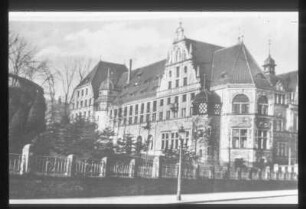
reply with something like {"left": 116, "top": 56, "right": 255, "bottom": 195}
{"left": 152, "top": 156, "right": 161, "bottom": 178}
{"left": 65, "top": 154, "right": 75, "bottom": 177}
{"left": 99, "top": 157, "right": 108, "bottom": 177}
{"left": 20, "top": 144, "right": 33, "bottom": 175}
{"left": 129, "top": 158, "right": 136, "bottom": 178}
{"left": 264, "top": 166, "right": 270, "bottom": 180}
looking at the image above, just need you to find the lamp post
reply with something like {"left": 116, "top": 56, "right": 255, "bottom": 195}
{"left": 177, "top": 125, "right": 185, "bottom": 201}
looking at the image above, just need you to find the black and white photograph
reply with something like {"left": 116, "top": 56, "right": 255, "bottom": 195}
{"left": 8, "top": 11, "right": 298, "bottom": 204}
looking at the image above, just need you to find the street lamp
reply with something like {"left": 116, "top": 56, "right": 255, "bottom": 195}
{"left": 177, "top": 125, "right": 186, "bottom": 201}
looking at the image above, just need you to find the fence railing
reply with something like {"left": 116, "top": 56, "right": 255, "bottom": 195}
{"left": 109, "top": 160, "right": 131, "bottom": 178}
{"left": 75, "top": 159, "right": 101, "bottom": 177}
{"left": 9, "top": 153, "right": 22, "bottom": 174}
{"left": 9, "top": 148, "right": 298, "bottom": 182}
{"left": 30, "top": 155, "right": 69, "bottom": 177}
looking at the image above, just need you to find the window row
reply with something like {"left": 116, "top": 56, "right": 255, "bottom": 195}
{"left": 168, "top": 66, "right": 188, "bottom": 78}
{"left": 276, "top": 142, "right": 289, "bottom": 157}
{"left": 168, "top": 77, "right": 188, "bottom": 89}
{"left": 110, "top": 93, "right": 196, "bottom": 118}
{"left": 161, "top": 131, "right": 190, "bottom": 150}
{"left": 112, "top": 107, "right": 192, "bottom": 126}
{"left": 71, "top": 110, "right": 92, "bottom": 120}
{"left": 73, "top": 98, "right": 94, "bottom": 109}
{"left": 232, "top": 94, "right": 270, "bottom": 115}
{"left": 77, "top": 87, "right": 89, "bottom": 98}
{"left": 275, "top": 93, "right": 286, "bottom": 105}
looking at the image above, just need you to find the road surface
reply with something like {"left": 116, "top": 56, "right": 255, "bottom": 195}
{"left": 10, "top": 189, "right": 298, "bottom": 204}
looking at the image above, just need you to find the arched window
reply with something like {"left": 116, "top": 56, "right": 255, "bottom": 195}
{"left": 258, "top": 96, "right": 268, "bottom": 115}
{"left": 232, "top": 94, "right": 249, "bottom": 114}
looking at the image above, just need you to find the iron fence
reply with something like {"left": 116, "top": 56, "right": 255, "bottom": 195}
{"left": 109, "top": 159, "right": 131, "bottom": 178}
{"left": 30, "top": 155, "right": 69, "bottom": 176}
{"left": 137, "top": 158, "right": 153, "bottom": 178}
{"left": 9, "top": 153, "right": 22, "bottom": 175}
{"left": 161, "top": 163, "right": 178, "bottom": 178}
{"left": 74, "top": 159, "right": 102, "bottom": 177}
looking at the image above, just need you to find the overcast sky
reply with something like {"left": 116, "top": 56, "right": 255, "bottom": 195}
{"left": 9, "top": 12, "right": 298, "bottom": 98}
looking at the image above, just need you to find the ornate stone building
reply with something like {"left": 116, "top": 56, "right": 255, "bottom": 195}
{"left": 70, "top": 23, "right": 298, "bottom": 167}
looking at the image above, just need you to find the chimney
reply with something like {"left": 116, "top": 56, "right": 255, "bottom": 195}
{"left": 127, "top": 59, "right": 132, "bottom": 84}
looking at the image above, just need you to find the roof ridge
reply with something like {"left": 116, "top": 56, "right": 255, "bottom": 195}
{"left": 186, "top": 38, "right": 224, "bottom": 49}
{"left": 229, "top": 44, "right": 243, "bottom": 82}
{"left": 99, "top": 60, "right": 126, "bottom": 67}
{"left": 241, "top": 43, "right": 255, "bottom": 84}
{"left": 133, "top": 59, "right": 166, "bottom": 71}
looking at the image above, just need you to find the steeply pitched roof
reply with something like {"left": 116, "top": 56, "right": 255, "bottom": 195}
{"left": 76, "top": 60, "right": 127, "bottom": 99}
{"left": 113, "top": 39, "right": 222, "bottom": 104}
{"left": 277, "top": 71, "right": 298, "bottom": 92}
{"left": 211, "top": 43, "right": 273, "bottom": 90}
{"left": 184, "top": 39, "right": 223, "bottom": 89}
{"left": 113, "top": 60, "right": 166, "bottom": 104}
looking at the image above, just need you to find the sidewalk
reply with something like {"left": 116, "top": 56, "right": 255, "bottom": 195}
{"left": 10, "top": 189, "right": 298, "bottom": 204}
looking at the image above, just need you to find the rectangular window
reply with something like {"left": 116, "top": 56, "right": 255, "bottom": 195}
{"left": 191, "top": 93, "right": 195, "bottom": 100}
{"left": 140, "top": 115, "right": 144, "bottom": 123}
{"left": 114, "top": 109, "right": 118, "bottom": 118}
{"left": 182, "top": 94, "right": 187, "bottom": 102}
{"left": 160, "top": 99, "right": 164, "bottom": 106}
{"left": 147, "top": 102, "right": 151, "bottom": 113}
{"left": 258, "top": 104, "right": 268, "bottom": 115}
{"left": 77, "top": 101, "right": 79, "bottom": 109}
{"left": 169, "top": 70, "right": 172, "bottom": 77}
{"left": 124, "top": 107, "right": 127, "bottom": 116}
{"left": 152, "top": 113, "right": 156, "bottom": 121}
{"left": 159, "top": 112, "right": 163, "bottom": 121}
{"left": 141, "top": 103, "right": 144, "bottom": 114}
{"left": 86, "top": 88, "right": 88, "bottom": 95}
{"left": 89, "top": 99, "right": 91, "bottom": 106}
{"left": 168, "top": 81, "right": 172, "bottom": 89}
{"left": 85, "top": 100, "right": 87, "bottom": 107}
{"left": 176, "top": 67, "right": 180, "bottom": 77}
{"left": 129, "top": 106, "right": 133, "bottom": 116}
{"left": 232, "top": 129, "right": 248, "bottom": 149}
{"left": 146, "top": 114, "right": 150, "bottom": 122}
{"left": 80, "top": 101, "right": 83, "bottom": 107}
{"left": 176, "top": 79, "right": 179, "bottom": 87}
{"left": 167, "top": 97, "right": 171, "bottom": 105}
{"left": 129, "top": 117, "right": 132, "bottom": 125}
{"left": 181, "top": 108, "right": 186, "bottom": 118}
{"left": 135, "top": 104, "right": 139, "bottom": 114}
{"left": 184, "top": 66, "right": 187, "bottom": 74}
{"left": 134, "top": 116, "right": 138, "bottom": 124}
{"left": 183, "top": 77, "right": 187, "bottom": 86}
{"left": 165, "top": 140, "right": 169, "bottom": 149}
{"left": 77, "top": 91, "right": 80, "bottom": 97}
{"left": 166, "top": 110, "right": 171, "bottom": 120}
{"left": 257, "top": 130, "right": 268, "bottom": 150}
{"left": 82, "top": 89, "right": 84, "bottom": 96}
{"left": 175, "top": 96, "right": 179, "bottom": 103}
{"left": 162, "top": 140, "right": 165, "bottom": 149}
{"left": 118, "top": 108, "right": 122, "bottom": 117}
{"left": 153, "top": 101, "right": 157, "bottom": 111}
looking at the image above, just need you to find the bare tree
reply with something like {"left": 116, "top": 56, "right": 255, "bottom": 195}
{"left": 39, "top": 64, "right": 57, "bottom": 124}
{"left": 9, "top": 31, "right": 49, "bottom": 81}
{"left": 76, "top": 58, "right": 93, "bottom": 83}
{"left": 56, "top": 59, "right": 77, "bottom": 123}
